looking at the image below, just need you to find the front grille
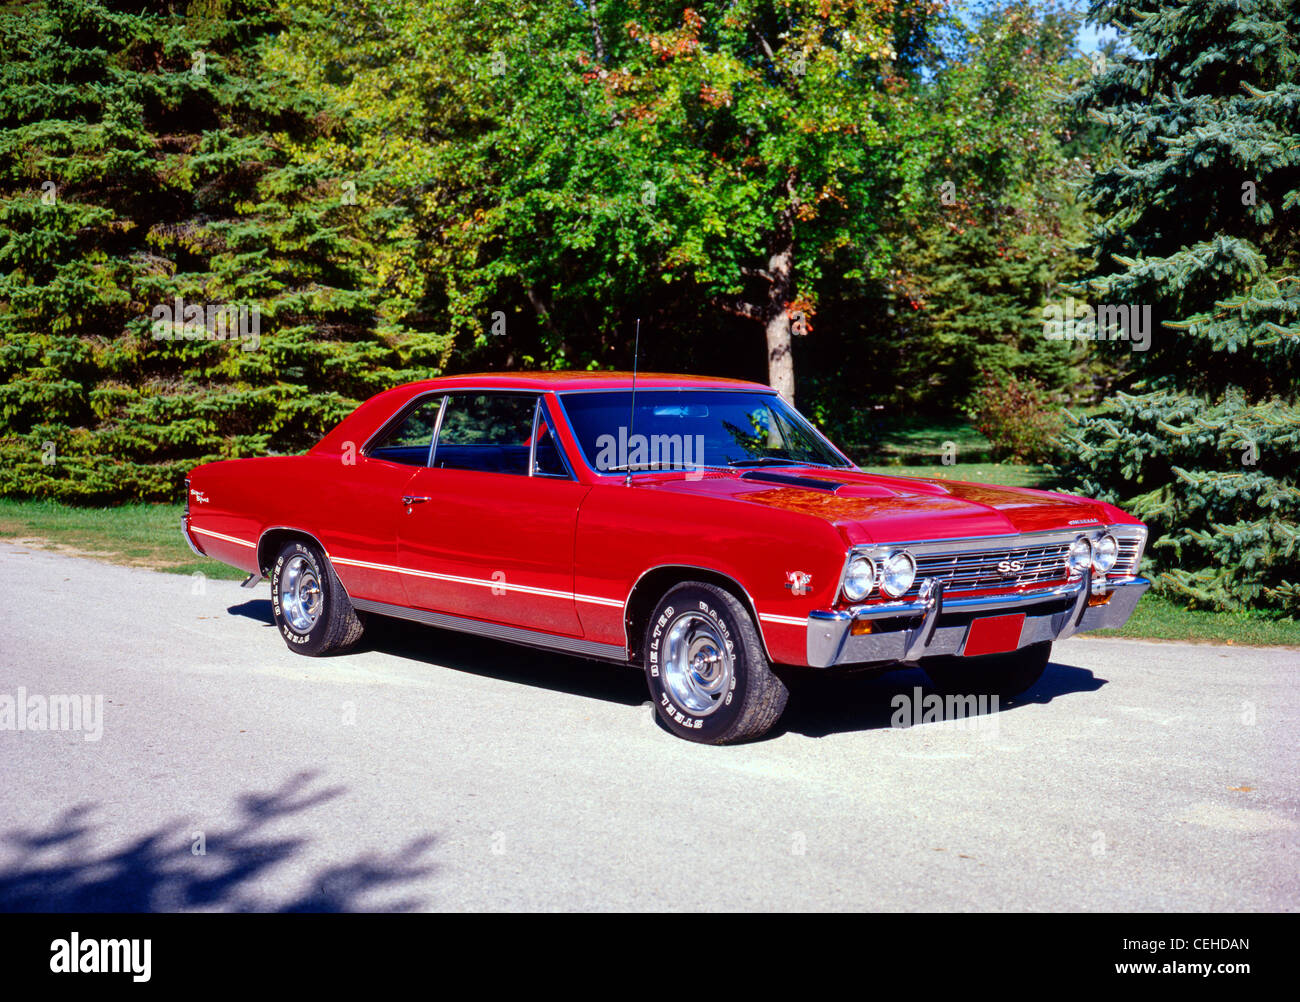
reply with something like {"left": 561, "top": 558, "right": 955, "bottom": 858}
{"left": 1114, "top": 536, "right": 1142, "bottom": 576}
{"left": 904, "top": 541, "right": 1072, "bottom": 598}
{"left": 887, "top": 529, "right": 1145, "bottom": 600}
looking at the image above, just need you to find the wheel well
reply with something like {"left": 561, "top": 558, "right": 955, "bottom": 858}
{"left": 624, "top": 566, "right": 768, "bottom": 666}
{"left": 256, "top": 528, "right": 322, "bottom": 577}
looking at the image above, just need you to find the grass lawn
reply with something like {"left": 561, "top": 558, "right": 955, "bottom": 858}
{"left": 1090, "top": 592, "right": 1300, "bottom": 647}
{"left": 1, "top": 496, "right": 1293, "bottom": 646}
{"left": 844, "top": 414, "right": 1054, "bottom": 489}
{"left": 0, "top": 498, "right": 246, "bottom": 580}
{"left": 858, "top": 462, "right": 1051, "bottom": 489}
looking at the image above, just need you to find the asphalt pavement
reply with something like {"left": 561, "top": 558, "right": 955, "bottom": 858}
{"left": 0, "top": 540, "right": 1295, "bottom": 911}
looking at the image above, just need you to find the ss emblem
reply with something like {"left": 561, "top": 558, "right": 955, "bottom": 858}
{"left": 997, "top": 559, "right": 1024, "bottom": 575}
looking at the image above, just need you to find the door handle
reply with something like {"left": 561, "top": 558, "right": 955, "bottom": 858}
{"left": 401, "top": 496, "right": 432, "bottom": 506}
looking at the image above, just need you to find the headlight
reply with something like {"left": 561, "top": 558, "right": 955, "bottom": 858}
{"left": 1092, "top": 532, "right": 1118, "bottom": 573}
{"left": 880, "top": 550, "right": 917, "bottom": 598}
{"left": 1067, "top": 535, "right": 1092, "bottom": 575}
{"left": 842, "top": 554, "right": 876, "bottom": 602}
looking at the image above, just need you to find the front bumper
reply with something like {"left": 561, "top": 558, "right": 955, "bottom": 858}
{"left": 806, "top": 572, "right": 1150, "bottom": 668}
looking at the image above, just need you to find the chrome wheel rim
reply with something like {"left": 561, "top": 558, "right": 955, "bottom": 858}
{"left": 662, "top": 611, "right": 733, "bottom": 716}
{"left": 281, "top": 555, "right": 323, "bottom": 633}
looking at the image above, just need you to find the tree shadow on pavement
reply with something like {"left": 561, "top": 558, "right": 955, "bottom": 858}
{"left": 776, "top": 660, "right": 1107, "bottom": 739}
{"left": 0, "top": 770, "right": 436, "bottom": 912}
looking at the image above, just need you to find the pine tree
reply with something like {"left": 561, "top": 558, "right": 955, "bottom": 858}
{"left": 0, "top": 0, "right": 450, "bottom": 503}
{"left": 890, "top": 1, "right": 1093, "bottom": 426}
{"left": 1059, "top": 0, "right": 1299, "bottom": 612}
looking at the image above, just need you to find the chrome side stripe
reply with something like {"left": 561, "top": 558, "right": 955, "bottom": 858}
{"left": 349, "top": 597, "right": 628, "bottom": 662}
{"left": 191, "top": 526, "right": 256, "bottom": 548}
{"left": 197, "top": 532, "right": 790, "bottom": 641}
{"left": 759, "top": 613, "right": 808, "bottom": 627}
{"left": 331, "top": 554, "right": 622, "bottom": 608}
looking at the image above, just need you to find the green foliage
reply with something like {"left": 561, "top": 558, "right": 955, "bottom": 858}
{"left": 0, "top": 0, "right": 450, "bottom": 503}
{"left": 1058, "top": 0, "right": 1300, "bottom": 612}
{"left": 271, "top": 0, "right": 948, "bottom": 393}
{"left": 969, "top": 372, "right": 1064, "bottom": 463}
{"left": 886, "top": 1, "right": 1094, "bottom": 410}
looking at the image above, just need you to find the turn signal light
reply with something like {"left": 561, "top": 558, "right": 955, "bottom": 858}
{"left": 1087, "top": 592, "right": 1113, "bottom": 607}
{"left": 850, "top": 619, "right": 875, "bottom": 636}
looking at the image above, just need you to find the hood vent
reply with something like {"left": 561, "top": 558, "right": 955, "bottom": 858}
{"left": 739, "top": 470, "right": 843, "bottom": 492}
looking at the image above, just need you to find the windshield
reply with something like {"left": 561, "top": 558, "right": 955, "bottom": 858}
{"left": 558, "top": 389, "right": 851, "bottom": 474}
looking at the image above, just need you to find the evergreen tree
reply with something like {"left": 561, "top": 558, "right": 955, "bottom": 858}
{"left": 889, "top": 1, "right": 1092, "bottom": 424}
{"left": 0, "top": 0, "right": 449, "bottom": 503}
{"left": 1059, "top": 0, "right": 1299, "bottom": 612}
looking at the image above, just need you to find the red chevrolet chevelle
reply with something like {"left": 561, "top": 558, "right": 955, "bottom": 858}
{"left": 183, "top": 372, "right": 1149, "bottom": 743}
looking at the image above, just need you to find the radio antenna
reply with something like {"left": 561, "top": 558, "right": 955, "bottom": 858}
{"left": 626, "top": 318, "right": 640, "bottom": 487}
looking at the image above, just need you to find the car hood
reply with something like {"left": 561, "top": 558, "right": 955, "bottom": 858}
{"left": 640, "top": 467, "right": 1114, "bottom": 546}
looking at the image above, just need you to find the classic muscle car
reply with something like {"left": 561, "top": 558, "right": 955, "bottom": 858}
{"left": 183, "top": 372, "right": 1149, "bottom": 743}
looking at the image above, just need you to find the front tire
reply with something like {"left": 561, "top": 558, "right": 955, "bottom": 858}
{"left": 270, "top": 539, "right": 364, "bottom": 656}
{"left": 643, "top": 582, "right": 788, "bottom": 744}
{"left": 923, "top": 641, "right": 1051, "bottom": 698}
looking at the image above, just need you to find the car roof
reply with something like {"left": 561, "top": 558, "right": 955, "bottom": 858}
{"left": 397, "top": 371, "right": 774, "bottom": 393}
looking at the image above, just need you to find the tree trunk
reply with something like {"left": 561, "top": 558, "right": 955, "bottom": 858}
{"left": 766, "top": 309, "right": 794, "bottom": 403}
{"left": 765, "top": 201, "right": 796, "bottom": 403}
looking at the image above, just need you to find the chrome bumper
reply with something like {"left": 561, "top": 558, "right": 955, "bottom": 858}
{"left": 180, "top": 515, "right": 205, "bottom": 557}
{"left": 806, "top": 574, "right": 1150, "bottom": 668}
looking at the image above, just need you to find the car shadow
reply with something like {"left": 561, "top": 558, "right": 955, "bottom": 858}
{"left": 775, "top": 659, "right": 1108, "bottom": 739}
{"left": 355, "top": 615, "right": 649, "bottom": 708}
{"left": 0, "top": 770, "right": 437, "bottom": 912}
{"left": 226, "top": 598, "right": 275, "bottom": 625}
{"left": 227, "top": 599, "right": 644, "bottom": 704}
{"left": 227, "top": 602, "right": 1107, "bottom": 740}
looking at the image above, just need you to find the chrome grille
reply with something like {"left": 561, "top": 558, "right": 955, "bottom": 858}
{"left": 868, "top": 526, "right": 1147, "bottom": 601}
{"left": 1113, "top": 536, "right": 1142, "bottom": 577}
{"left": 903, "top": 541, "right": 1072, "bottom": 597}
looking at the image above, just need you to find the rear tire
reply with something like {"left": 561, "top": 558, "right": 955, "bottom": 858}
{"left": 270, "top": 539, "right": 364, "bottom": 656}
{"left": 924, "top": 641, "right": 1051, "bottom": 698}
{"left": 643, "top": 582, "right": 788, "bottom": 744}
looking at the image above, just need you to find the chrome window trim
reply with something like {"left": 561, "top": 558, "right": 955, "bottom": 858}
{"left": 360, "top": 390, "right": 446, "bottom": 462}
{"left": 529, "top": 398, "right": 576, "bottom": 480}
{"left": 426, "top": 394, "right": 448, "bottom": 468}
{"left": 551, "top": 386, "right": 854, "bottom": 477}
{"left": 529, "top": 397, "right": 540, "bottom": 475}
{"left": 363, "top": 387, "right": 576, "bottom": 480}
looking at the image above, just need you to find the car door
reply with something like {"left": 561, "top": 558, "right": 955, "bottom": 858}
{"left": 313, "top": 393, "right": 441, "bottom": 606}
{"left": 395, "top": 391, "right": 589, "bottom": 637}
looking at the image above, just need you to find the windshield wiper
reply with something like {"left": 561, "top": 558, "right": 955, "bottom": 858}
{"left": 727, "top": 457, "right": 824, "bottom": 468}
{"left": 602, "top": 463, "right": 705, "bottom": 473}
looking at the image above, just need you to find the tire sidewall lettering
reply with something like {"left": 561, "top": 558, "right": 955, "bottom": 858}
{"left": 645, "top": 589, "right": 745, "bottom": 739}
{"left": 272, "top": 543, "right": 320, "bottom": 645}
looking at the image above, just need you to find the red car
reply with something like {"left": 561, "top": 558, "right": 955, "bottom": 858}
{"left": 183, "top": 372, "right": 1149, "bottom": 743}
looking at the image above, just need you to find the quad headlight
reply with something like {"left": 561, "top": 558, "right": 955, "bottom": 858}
{"left": 880, "top": 550, "right": 917, "bottom": 598}
{"left": 1092, "top": 532, "right": 1118, "bottom": 574}
{"left": 1067, "top": 535, "right": 1093, "bottom": 575}
{"left": 842, "top": 554, "right": 877, "bottom": 602}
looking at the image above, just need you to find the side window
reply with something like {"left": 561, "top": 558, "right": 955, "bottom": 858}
{"left": 434, "top": 393, "right": 536, "bottom": 475}
{"left": 367, "top": 395, "right": 443, "bottom": 466}
{"left": 533, "top": 405, "right": 570, "bottom": 478}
